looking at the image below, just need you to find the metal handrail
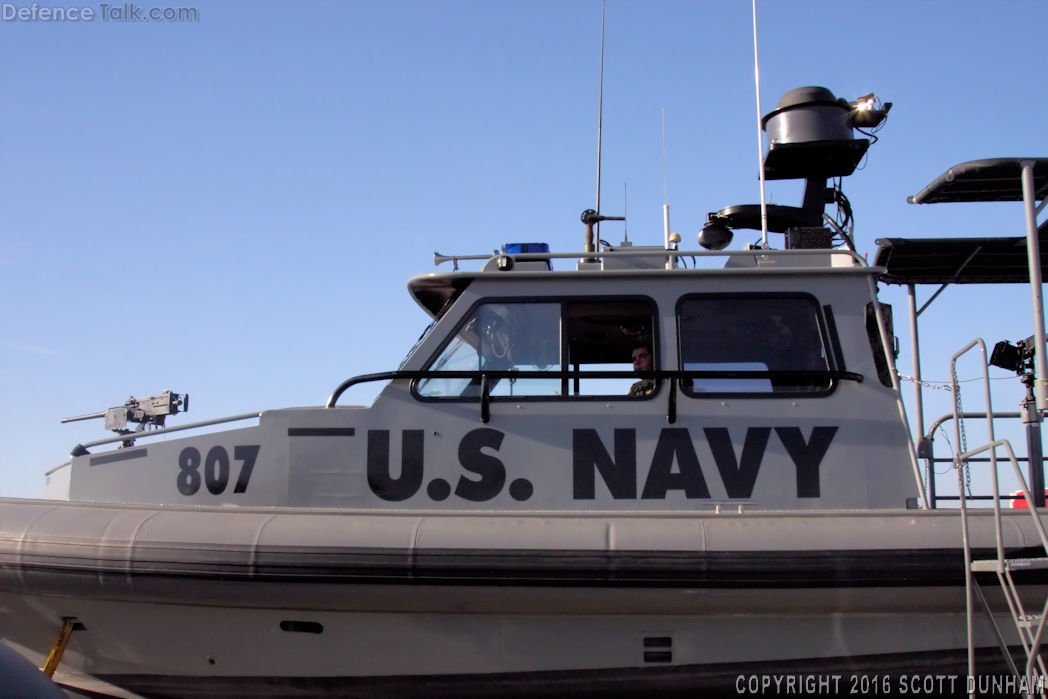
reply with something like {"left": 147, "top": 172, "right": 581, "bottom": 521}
{"left": 923, "top": 411, "right": 1029, "bottom": 508}
{"left": 926, "top": 411, "right": 1022, "bottom": 442}
{"left": 959, "top": 439, "right": 1048, "bottom": 557}
{"left": 961, "top": 438, "right": 1048, "bottom": 685}
{"left": 433, "top": 246, "right": 869, "bottom": 269}
{"left": 926, "top": 410, "right": 1048, "bottom": 509}
{"left": 68, "top": 366, "right": 863, "bottom": 456}
{"left": 324, "top": 368, "right": 865, "bottom": 409}
{"left": 949, "top": 338, "right": 994, "bottom": 681}
{"left": 71, "top": 412, "right": 262, "bottom": 455}
{"left": 949, "top": 338, "right": 1048, "bottom": 685}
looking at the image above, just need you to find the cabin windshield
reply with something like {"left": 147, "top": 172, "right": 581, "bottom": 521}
{"left": 415, "top": 298, "right": 656, "bottom": 399}
{"left": 677, "top": 294, "right": 832, "bottom": 395}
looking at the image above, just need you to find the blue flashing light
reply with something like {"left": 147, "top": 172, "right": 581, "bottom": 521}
{"left": 502, "top": 242, "right": 549, "bottom": 254}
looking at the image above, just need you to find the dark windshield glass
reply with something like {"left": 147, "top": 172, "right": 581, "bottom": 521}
{"left": 678, "top": 295, "right": 831, "bottom": 395}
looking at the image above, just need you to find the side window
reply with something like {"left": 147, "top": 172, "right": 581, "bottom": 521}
{"left": 416, "top": 298, "right": 656, "bottom": 399}
{"left": 484, "top": 303, "right": 561, "bottom": 396}
{"left": 565, "top": 300, "right": 656, "bottom": 397}
{"left": 417, "top": 302, "right": 561, "bottom": 398}
{"left": 678, "top": 295, "right": 832, "bottom": 396}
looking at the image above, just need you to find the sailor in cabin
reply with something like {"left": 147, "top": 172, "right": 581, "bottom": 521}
{"left": 628, "top": 344, "right": 656, "bottom": 397}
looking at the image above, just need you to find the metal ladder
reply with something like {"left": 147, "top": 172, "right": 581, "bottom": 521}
{"left": 952, "top": 339, "right": 1048, "bottom": 696}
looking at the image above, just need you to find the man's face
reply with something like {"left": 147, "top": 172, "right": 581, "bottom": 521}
{"left": 631, "top": 347, "right": 652, "bottom": 372}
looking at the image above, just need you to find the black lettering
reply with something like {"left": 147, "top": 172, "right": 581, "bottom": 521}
{"left": 204, "top": 446, "right": 230, "bottom": 495}
{"left": 706, "top": 427, "right": 771, "bottom": 499}
{"left": 367, "top": 430, "right": 424, "bottom": 501}
{"left": 179, "top": 445, "right": 259, "bottom": 496}
{"left": 573, "top": 428, "right": 636, "bottom": 499}
{"left": 642, "top": 428, "right": 710, "bottom": 499}
{"left": 455, "top": 428, "right": 506, "bottom": 502}
{"left": 177, "top": 446, "right": 201, "bottom": 495}
{"left": 775, "top": 426, "right": 838, "bottom": 498}
{"left": 233, "top": 444, "right": 260, "bottom": 493}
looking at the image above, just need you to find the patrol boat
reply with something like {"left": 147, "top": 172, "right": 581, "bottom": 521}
{"left": 2, "top": 86, "right": 1048, "bottom": 697}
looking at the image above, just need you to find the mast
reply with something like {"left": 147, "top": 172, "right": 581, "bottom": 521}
{"left": 751, "top": 0, "right": 769, "bottom": 248}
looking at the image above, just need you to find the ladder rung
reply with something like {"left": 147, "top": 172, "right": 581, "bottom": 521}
{"left": 971, "top": 557, "right": 1048, "bottom": 573}
{"left": 1018, "top": 614, "right": 1043, "bottom": 629}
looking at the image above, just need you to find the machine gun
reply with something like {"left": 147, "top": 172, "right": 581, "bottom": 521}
{"left": 62, "top": 390, "right": 188, "bottom": 446}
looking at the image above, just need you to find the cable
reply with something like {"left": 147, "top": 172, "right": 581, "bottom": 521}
{"left": 855, "top": 111, "right": 888, "bottom": 145}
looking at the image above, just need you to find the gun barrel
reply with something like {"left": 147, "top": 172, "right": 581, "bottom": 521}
{"left": 60, "top": 411, "right": 108, "bottom": 424}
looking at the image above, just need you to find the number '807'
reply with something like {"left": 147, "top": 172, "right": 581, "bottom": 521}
{"left": 177, "top": 445, "right": 260, "bottom": 496}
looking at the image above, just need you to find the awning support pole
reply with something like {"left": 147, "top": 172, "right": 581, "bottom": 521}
{"left": 1021, "top": 161, "right": 1048, "bottom": 412}
{"left": 908, "top": 284, "right": 931, "bottom": 505}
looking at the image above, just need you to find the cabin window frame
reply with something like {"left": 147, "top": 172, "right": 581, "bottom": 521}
{"left": 411, "top": 294, "right": 660, "bottom": 402}
{"left": 675, "top": 292, "right": 840, "bottom": 399}
{"left": 865, "top": 302, "right": 895, "bottom": 388}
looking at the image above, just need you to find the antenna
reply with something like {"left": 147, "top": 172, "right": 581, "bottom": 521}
{"left": 623, "top": 181, "right": 629, "bottom": 242}
{"left": 751, "top": 0, "right": 769, "bottom": 248}
{"left": 595, "top": 0, "right": 606, "bottom": 241}
{"left": 661, "top": 105, "right": 670, "bottom": 251}
{"left": 580, "top": 0, "right": 623, "bottom": 259}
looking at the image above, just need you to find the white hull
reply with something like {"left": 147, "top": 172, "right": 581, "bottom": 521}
{"left": 0, "top": 592, "right": 1025, "bottom": 697}
{"left": 2, "top": 498, "right": 1046, "bottom": 695}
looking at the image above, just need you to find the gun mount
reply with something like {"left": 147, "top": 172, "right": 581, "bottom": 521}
{"left": 62, "top": 390, "right": 188, "bottom": 446}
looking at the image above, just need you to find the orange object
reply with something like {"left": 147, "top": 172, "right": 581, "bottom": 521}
{"left": 1010, "top": 490, "right": 1048, "bottom": 508}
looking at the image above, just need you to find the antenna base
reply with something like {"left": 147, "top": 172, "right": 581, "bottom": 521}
{"left": 580, "top": 209, "right": 625, "bottom": 254}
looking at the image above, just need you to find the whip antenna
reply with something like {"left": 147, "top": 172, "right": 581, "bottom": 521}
{"left": 662, "top": 105, "right": 670, "bottom": 251}
{"left": 751, "top": 0, "right": 769, "bottom": 248}
{"left": 595, "top": 0, "right": 606, "bottom": 240}
{"left": 581, "top": 0, "right": 623, "bottom": 257}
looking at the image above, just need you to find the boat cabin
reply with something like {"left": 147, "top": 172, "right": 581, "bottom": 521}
{"left": 47, "top": 85, "right": 925, "bottom": 513}
{"left": 53, "top": 245, "right": 921, "bottom": 513}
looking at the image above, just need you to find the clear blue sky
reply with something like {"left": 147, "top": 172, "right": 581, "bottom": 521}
{"left": 2, "top": 0, "right": 1046, "bottom": 499}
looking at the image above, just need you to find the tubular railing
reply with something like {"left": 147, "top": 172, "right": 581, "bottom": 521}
{"left": 922, "top": 412, "right": 1036, "bottom": 508}
{"left": 432, "top": 246, "right": 869, "bottom": 271}
{"left": 64, "top": 367, "right": 864, "bottom": 460}
{"left": 949, "top": 338, "right": 1048, "bottom": 687}
{"left": 69, "top": 412, "right": 262, "bottom": 455}
{"left": 66, "top": 367, "right": 863, "bottom": 457}
{"left": 324, "top": 368, "right": 864, "bottom": 426}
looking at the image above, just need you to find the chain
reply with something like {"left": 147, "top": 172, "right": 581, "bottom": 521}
{"left": 899, "top": 374, "right": 955, "bottom": 495}
{"left": 899, "top": 374, "right": 953, "bottom": 495}
{"left": 897, "top": 374, "right": 953, "bottom": 391}
{"left": 950, "top": 368, "right": 972, "bottom": 497}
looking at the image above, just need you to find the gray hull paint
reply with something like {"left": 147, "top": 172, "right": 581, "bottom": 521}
{"left": 1, "top": 499, "right": 1045, "bottom": 695}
